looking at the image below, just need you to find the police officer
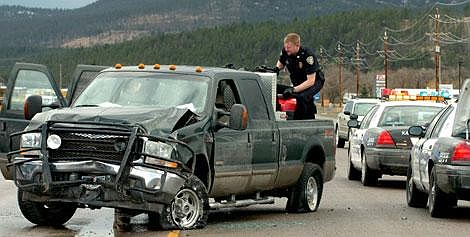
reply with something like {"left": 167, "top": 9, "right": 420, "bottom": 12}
{"left": 275, "top": 33, "right": 323, "bottom": 120}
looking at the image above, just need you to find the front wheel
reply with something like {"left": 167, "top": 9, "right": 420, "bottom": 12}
{"left": 406, "top": 163, "right": 427, "bottom": 208}
{"left": 286, "top": 163, "right": 324, "bottom": 212}
{"left": 149, "top": 175, "right": 209, "bottom": 230}
{"left": 18, "top": 189, "right": 77, "bottom": 226}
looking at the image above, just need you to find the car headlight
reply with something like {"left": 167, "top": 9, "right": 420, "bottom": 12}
{"left": 21, "top": 133, "right": 42, "bottom": 148}
{"left": 143, "top": 140, "right": 178, "bottom": 168}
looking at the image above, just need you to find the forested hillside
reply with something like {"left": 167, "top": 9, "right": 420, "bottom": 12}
{"left": 0, "top": 0, "right": 468, "bottom": 103}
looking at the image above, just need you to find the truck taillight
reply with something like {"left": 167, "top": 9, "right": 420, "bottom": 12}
{"left": 376, "top": 130, "right": 395, "bottom": 147}
{"left": 451, "top": 142, "right": 470, "bottom": 162}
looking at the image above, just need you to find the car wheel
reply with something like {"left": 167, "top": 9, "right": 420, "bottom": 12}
{"left": 428, "top": 166, "right": 457, "bottom": 218}
{"left": 361, "top": 154, "right": 378, "bottom": 186}
{"left": 149, "top": 175, "right": 209, "bottom": 230}
{"left": 406, "top": 163, "right": 427, "bottom": 208}
{"left": 286, "top": 163, "right": 323, "bottom": 213}
{"left": 18, "top": 189, "right": 77, "bottom": 226}
{"left": 347, "top": 147, "right": 360, "bottom": 181}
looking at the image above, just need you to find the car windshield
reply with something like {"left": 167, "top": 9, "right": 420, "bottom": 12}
{"left": 453, "top": 80, "right": 470, "bottom": 136}
{"left": 73, "top": 72, "right": 210, "bottom": 114}
{"left": 353, "top": 103, "right": 377, "bottom": 116}
{"left": 378, "top": 105, "right": 442, "bottom": 127}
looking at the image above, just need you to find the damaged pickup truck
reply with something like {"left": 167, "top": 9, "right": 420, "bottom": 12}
{"left": 0, "top": 63, "right": 336, "bottom": 230}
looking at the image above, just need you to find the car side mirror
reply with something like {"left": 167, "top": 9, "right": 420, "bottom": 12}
{"left": 24, "top": 95, "right": 42, "bottom": 120}
{"left": 344, "top": 111, "right": 351, "bottom": 116}
{"left": 347, "top": 119, "right": 360, "bottom": 128}
{"left": 229, "top": 104, "right": 248, "bottom": 130}
{"left": 408, "top": 125, "right": 425, "bottom": 137}
{"left": 349, "top": 114, "right": 358, "bottom": 120}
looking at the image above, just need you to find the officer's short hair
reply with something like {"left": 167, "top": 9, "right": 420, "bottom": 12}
{"left": 284, "top": 33, "right": 300, "bottom": 46}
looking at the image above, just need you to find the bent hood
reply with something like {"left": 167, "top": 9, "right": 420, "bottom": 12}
{"left": 27, "top": 106, "right": 198, "bottom": 136}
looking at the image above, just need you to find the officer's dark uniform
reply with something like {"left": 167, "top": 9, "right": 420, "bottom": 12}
{"left": 279, "top": 46, "right": 322, "bottom": 120}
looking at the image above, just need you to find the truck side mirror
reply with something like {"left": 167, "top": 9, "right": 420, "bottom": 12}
{"left": 409, "top": 125, "right": 425, "bottom": 138}
{"left": 344, "top": 111, "right": 351, "bottom": 116}
{"left": 24, "top": 95, "right": 42, "bottom": 120}
{"left": 229, "top": 104, "right": 248, "bottom": 130}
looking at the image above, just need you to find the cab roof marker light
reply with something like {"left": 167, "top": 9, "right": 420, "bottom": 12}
{"left": 169, "top": 65, "right": 176, "bottom": 71}
{"left": 195, "top": 66, "right": 203, "bottom": 73}
{"left": 115, "top": 64, "right": 122, "bottom": 69}
{"left": 138, "top": 63, "right": 145, "bottom": 69}
{"left": 154, "top": 64, "right": 161, "bottom": 70}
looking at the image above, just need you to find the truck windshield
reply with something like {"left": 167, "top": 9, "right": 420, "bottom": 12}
{"left": 73, "top": 72, "right": 210, "bottom": 114}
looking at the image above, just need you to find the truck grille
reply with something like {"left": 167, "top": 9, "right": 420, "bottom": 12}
{"left": 49, "top": 132, "right": 130, "bottom": 162}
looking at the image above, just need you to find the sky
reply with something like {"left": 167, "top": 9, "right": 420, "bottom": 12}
{"left": 0, "top": 0, "right": 98, "bottom": 9}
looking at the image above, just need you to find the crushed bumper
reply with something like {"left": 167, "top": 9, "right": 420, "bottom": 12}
{"left": 15, "top": 159, "right": 186, "bottom": 212}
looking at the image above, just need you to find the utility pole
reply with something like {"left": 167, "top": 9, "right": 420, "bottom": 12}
{"left": 383, "top": 31, "right": 389, "bottom": 89}
{"left": 337, "top": 43, "right": 343, "bottom": 107}
{"left": 319, "top": 47, "right": 326, "bottom": 108}
{"left": 59, "top": 63, "right": 62, "bottom": 89}
{"left": 434, "top": 7, "right": 441, "bottom": 92}
{"left": 355, "top": 42, "right": 361, "bottom": 96}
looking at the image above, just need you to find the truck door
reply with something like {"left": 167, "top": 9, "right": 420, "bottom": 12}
{"left": 66, "top": 65, "right": 107, "bottom": 105}
{"left": 236, "top": 78, "right": 279, "bottom": 190}
{"left": 211, "top": 79, "right": 253, "bottom": 196}
{"left": 0, "top": 63, "right": 65, "bottom": 179}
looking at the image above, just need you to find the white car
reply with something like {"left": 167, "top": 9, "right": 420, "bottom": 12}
{"left": 347, "top": 101, "right": 445, "bottom": 186}
{"left": 336, "top": 98, "right": 380, "bottom": 148}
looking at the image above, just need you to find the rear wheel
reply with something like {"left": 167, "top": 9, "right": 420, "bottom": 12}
{"left": 428, "top": 167, "right": 457, "bottom": 218}
{"left": 347, "top": 148, "right": 360, "bottom": 181}
{"left": 406, "top": 163, "right": 427, "bottom": 208}
{"left": 18, "top": 189, "right": 77, "bottom": 226}
{"left": 361, "top": 154, "right": 378, "bottom": 186}
{"left": 286, "top": 163, "right": 323, "bottom": 212}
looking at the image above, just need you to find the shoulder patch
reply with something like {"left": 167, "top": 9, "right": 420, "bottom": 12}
{"left": 307, "top": 56, "right": 314, "bottom": 65}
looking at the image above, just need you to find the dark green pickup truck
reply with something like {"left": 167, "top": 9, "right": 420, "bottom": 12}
{"left": 0, "top": 63, "right": 335, "bottom": 230}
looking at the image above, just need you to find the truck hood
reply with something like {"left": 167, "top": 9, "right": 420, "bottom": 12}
{"left": 27, "top": 106, "right": 198, "bottom": 136}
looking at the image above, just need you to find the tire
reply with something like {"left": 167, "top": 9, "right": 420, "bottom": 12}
{"left": 347, "top": 148, "right": 361, "bottom": 181}
{"left": 361, "top": 154, "right": 378, "bottom": 186}
{"left": 149, "top": 175, "right": 209, "bottom": 230}
{"left": 17, "top": 189, "right": 77, "bottom": 226}
{"left": 335, "top": 126, "right": 345, "bottom": 148}
{"left": 286, "top": 163, "right": 324, "bottom": 213}
{"left": 406, "top": 163, "right": 427, "bottom": 208}
{"left": 428, "top": 167, "right": 457, "bottom": 218}
{"left": 114, "top": 208, "right": 133, "bottom": 232}
{"left": 337, "top": 138, "right": 346, "bottom": 148}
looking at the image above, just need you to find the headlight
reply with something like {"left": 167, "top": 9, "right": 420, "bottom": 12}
{"left": 21, "top": 133, "right": 42, "bottom": 148}
{"left": 143, "top": 140, "right": 178, "bottom": 168}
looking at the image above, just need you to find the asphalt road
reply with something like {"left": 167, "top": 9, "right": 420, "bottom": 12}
{"left": 1, "top": 147, "right": 470, "bottom": 237}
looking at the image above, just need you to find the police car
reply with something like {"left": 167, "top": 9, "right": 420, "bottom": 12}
{"left": 347, "top": 100, "right": 445, "bottom": 186}
{"left": 407, "top": 80, "right": 470, "bottom": 217}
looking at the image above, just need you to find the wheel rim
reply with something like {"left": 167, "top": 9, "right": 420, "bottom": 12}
{"left": 306, "top": 176, "right": 318, "bottom": 210}
{"left": 361, "top": 157, "right": 366, "bottom": 183}
{"left": 429, "top": 178, "right": 436, "bottom": 212}
{"left": 171, "top": 188, "right": 201, "bottom": 228}
{"left": 406, "top": 174, "right": 413, "bottom": 202}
